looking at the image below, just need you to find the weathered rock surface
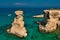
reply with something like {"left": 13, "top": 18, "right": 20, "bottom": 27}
{"left": 7, "top": 10, "right": 27, "bottom": 37}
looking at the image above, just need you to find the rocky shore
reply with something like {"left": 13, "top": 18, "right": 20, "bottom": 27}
{"left": 7, "top": 10, "right": 27, "bottom": 37}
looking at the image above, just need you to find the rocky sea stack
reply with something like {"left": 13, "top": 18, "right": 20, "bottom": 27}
{"left": 33, "top": 10, "right": 60, "bottom": 32}
{"left": 7, "top": 10, "right": 27, "bottom": 37}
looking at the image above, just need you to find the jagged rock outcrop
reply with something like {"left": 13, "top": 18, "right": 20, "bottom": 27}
{"left": 34, "top": 10, "right": 60, "bottom": 32}
{"left": 7, "top": 10, "right": 27, "bottom": 37}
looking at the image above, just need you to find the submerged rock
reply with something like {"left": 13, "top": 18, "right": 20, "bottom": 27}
{"left": 7, "top": 10, "right": 27, "bottom": 37}
{"left": 8, "top": 14, "right": 11, "bottom": 16}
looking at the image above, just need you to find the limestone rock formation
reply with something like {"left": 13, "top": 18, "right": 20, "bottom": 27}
{"left": 33, "top": 14, "right": 44, "bottom": 18}
{"left": 7, "top": 10, "right": 27, "bottom": 37}
{"left": 34, "top": 10, "right": 60, "bottom": 32}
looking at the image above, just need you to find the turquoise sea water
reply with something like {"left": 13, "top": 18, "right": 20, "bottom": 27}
{"left": 0, "top": 8, "right": 58, "bottom": 40}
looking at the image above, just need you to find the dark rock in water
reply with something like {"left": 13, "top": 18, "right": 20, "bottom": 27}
{"left": 39, "top": 29, "right": 46, "bottom": 33}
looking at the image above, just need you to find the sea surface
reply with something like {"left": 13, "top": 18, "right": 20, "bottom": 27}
{"left": 0, "top": 8, "right": 58, "bottom": 40}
